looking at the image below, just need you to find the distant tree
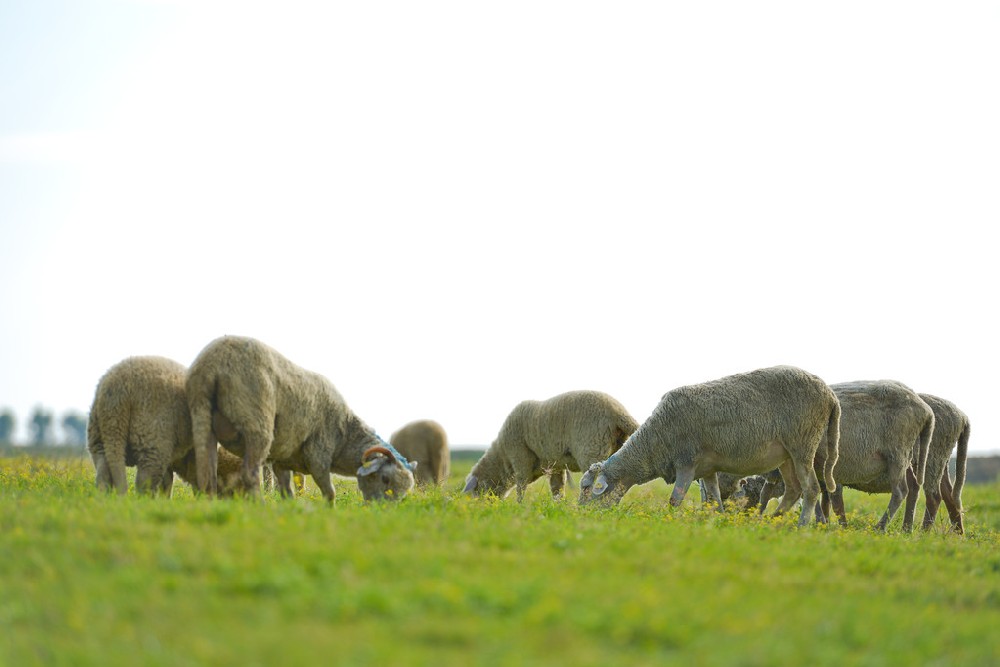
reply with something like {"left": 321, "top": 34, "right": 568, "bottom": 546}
{"left": 0, "top": 410, "right": 15, "bottom": 444}
{"left": 30, "top": 407, "right": 54, "bottom": 446}
{"left": 62, "top": 412, "right": 88, "bottom": 447}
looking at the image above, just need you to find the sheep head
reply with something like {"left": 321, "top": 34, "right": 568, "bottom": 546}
{"left": 356, "top": 446, "right": 415, "bottom": 502}
{"left": 578, "top": 462, "right": 626, "bottom": 506}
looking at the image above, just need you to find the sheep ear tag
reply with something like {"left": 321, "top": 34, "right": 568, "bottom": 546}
{"left": 592, "top": 473, "right": 608, "bottom": 496}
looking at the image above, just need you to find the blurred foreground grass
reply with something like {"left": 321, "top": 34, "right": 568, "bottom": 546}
{"left": 1, "top": 454, "right": 998, "bottom": 666}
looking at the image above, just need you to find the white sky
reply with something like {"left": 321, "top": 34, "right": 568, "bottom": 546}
{"left": 1, "top": 1, "right": 997, "bottom": 452}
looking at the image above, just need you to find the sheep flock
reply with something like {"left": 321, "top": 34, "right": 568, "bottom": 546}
{"left": 85, "top": 336, "right": 970, "bottom": 533}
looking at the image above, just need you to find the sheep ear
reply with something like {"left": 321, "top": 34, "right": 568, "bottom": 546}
{"left": 462, "top": 475, "right": 478, "bottom": 494}
{"left": 591, "top": 473, "right": 609, "bottom": 496}
{"left": 409, "top": 461, "right": 418, "bottom": 471}
{"left": 357, "top": 456, "right": 386, "bottom": 477}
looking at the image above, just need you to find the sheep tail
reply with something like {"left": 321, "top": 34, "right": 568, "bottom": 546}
{"left": 951, "top": 420, "right": 970, "bottom": 509}
{"left": 823, "top": 399, "right": 840, "bottom": 493}
{"left": 914, "top": 412, "right": 934, "bottom": 487}
{"left": 187, "top": 373, "right": 218, "bottom": 495}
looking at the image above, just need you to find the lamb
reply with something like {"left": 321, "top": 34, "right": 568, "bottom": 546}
{"left": 812, "top": 380, "right": 935, "bottom": 531}
{"left": 698, "top": 472, "right": 785, "bottom": 511}
{"left": 88, "top": 356, "right": 197, "bottom": 495}
{"left": 463, "top": 390, "right": 638, "bottom": 502}
{"left": 917, "top": 393, "right": 970, "bottom": 534}
{"left": 390, "top": 420, "right": 450, "bottom": 486}
{"left": 698, "top": 472, "right": 744, "bottom": 505}
{"left": 579, "top": 365, "right": 840, "bottom": 527}
{"left": 185, "top": 335, "right": 415, "bottom": 502}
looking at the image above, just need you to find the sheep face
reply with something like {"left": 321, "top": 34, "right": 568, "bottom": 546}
{"left": 578, "top": 462, "right": 629, "bottom": 506}
{"left": 356, "top": 447, "right": 415, "bottom": 502}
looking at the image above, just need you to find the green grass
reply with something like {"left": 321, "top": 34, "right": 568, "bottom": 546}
{"left": 2, "top": 455, "right": 999, "bottom": 666}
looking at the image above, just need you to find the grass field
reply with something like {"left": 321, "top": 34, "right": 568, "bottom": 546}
{"left": 1, "top": 453, "right": 998, "bottom": 666}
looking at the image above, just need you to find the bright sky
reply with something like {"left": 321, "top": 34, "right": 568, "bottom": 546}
{"left": 1, "top": 1, "right": 997, "bottom": 453}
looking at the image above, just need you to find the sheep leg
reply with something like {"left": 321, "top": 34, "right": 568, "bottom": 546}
{"left": 701, "top": 473, "right": 724, "bottom": 511}
{"left": 274, "top": 465, "right": 295, "bottom": 499}
{"left": 105, "top": 439, "right": 129, "bottom": 496}
{"left": 819, "top": 484, "right": 832, "bottom": 524}
{"left": 92, "top": 451, "right": 113, "bottom": 492}
{"left": 770, "top": 460, "right": 799, "bottom": 517}
{"left": 901, "top": 467, "right": 920, "bottom": 532}
{"left": 302, "top": 448, "right": 335, "bottom": 503}
{"left": 829, "top": 485, "right": 849, "bottom": 527}
{"left": 239, "top": 428, "right": 273, "bottom": 500}
{"left": 792, "top": 458, "right": 821, "bottom": 527}
{"left": 135, "top": 465, "right": 159, "bottom": 495}
{"left": 548, "top": 469, "right": 567, "bottom": 499}
{"left": 876, "top": 476, "right": 909, "bottom": 531}
{"left": 938, "top": 474, "right": 964, "bottom": 534}
{"left": 160, "top": 470, "right": 175, "bottom": 498}
{"left": 669, "top": 467, "right": 696, "bottom": 507}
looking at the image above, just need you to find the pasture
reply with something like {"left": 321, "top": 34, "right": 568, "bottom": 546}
{"left": 1, "top": 453, "right": 998, "bottom": 666}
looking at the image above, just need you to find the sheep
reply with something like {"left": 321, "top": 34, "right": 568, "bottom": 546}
{"left": 812, "top": 380, "right": 935, "bottom": 531}
{"left": 88, "top": 356, "right": 197, "bottom": 495}
{"left": 462, "top": 390, "right": 638, "bottom": 502}
{"left": 917, "top": 393, "right": 970, "bottom": 534}
{"left": 698, "top": 472, "right": 744, "bottom": 505}
{"left": 698, "top": 472, "right": 786, "bottom": 512}
{"left": 744, "top": 472, "right": 785, "bottom": 512}
{"left": 185, "top": 335, "right": 415, "bottom": 502}
{"left": 579, "top": 365, "right": 840, "bottom": 527}
{"left": 390, "top": 419, "right": 450, "bottom": 486}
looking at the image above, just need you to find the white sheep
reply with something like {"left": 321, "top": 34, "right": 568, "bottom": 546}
{"left": 463, "top": 390, "right": 638, "bottom": 502}
{"left": 87, "top": 356, "right": 196, "bottom": 495}
{"left": 579, "top": 365, "right": 840, "bottom": 527}
{"left": 390, "top": 420, "right": 450, "bottom": 486}
{"left": 185, "top": 335, "right": 415, "bottom": 502}
{"left": 917, "top": 393, "right": 969, "bottom": 534}
{"left": 813, "top": 380, "right": 934, "bottom": 531}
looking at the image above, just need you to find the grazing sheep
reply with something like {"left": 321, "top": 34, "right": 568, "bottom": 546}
{"left": 744, "top": 472, "right": 785, "bottom": 512}
{"left": 698, "top": 472, "right": 786, "bottom": 512}
{"left": 579, "top": 365, "right": 840, "bottom": 527}
{"left": 390, "top": 420, "right": 450, "bottom": 486}
{"left": 356, "top": 446, "right": 416, "bottom": 501}
{"left": 185, "top": 335, "right": 415, "bottom": 502}
{"left": 463, "top": 390, "right": 638, "bottom": 502}
{"left": 88, "top": 356, "right": 196, "bottom": 495}
{"left": 813, "top": 380, "right": 935, "bottom": 531}
{"left": 917, "top": 393, "right": 970, "bottom": 534}
{"left": 698, "top": 472, "right": 744, "bottom": 505}
{"left": 755, "top": 469, "right": 788, "bottom": 513}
